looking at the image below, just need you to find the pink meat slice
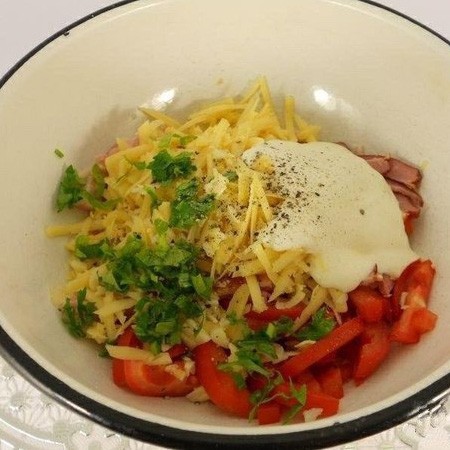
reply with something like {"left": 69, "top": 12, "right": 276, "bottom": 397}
{"left": 359, "top": 154, "right": 390, "bottom": 175}
{"left": 385, "top": 158, "right": 422, "bottom": 189}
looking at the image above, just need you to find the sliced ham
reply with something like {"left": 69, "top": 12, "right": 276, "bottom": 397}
{"left": 385, "top": 158, "right": 422, "bottom": 189}
{"left": 359, "top": 155, "right": 390, "bottom": 175}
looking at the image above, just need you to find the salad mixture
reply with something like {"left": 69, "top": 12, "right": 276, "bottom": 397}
{"left": 47, "top": 78, "right": 437, "bottom": 425}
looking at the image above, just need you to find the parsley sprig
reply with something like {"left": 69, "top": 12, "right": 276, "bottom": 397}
{"left": 56, "top": 165, "right": 118, "bottom": 212}
{"left": 296, "top": 307, "right": 335, "bottom": 341}
{"left": 74, "top": 233, "right": 212, "bottom": 353}
{"left": 169, "top": 179, "right": 215, "bottom": 229}
{"left": 61, "top": 288, "right": 96, "bottom": 338}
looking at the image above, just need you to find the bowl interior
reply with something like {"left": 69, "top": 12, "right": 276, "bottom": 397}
{"left": 0, "top": 0, "right": 449, "bottom": 438}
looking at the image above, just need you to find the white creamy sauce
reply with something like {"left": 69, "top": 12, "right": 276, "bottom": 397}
{"left": 242, "top": 140, "right": 417, "bottom": 292}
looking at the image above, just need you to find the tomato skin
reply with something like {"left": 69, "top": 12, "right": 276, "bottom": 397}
{"left": 294, "top": 371, "right": 322, "bottom": 393}
{"left": 304, "top": 391, "right": 340, "bottom": 417}
{"left": 123, "top": 360, "right": 198, "bottom": 397}
{"left": 315, "top": 366, "right": 344, "bottom": 399}
{"left": 354, "top": 322, "right": 391, "bottom": 384}
{"left": 390, "top": 259, "right": 437, "bottom": 344}
{"left": 391, "top": 259, "right": 435, "bottom": 319}
{"left": 273, "top": 382, "right": 339, "bottom": 418}
{"left": 279, "top": 318, "right": 364, "bottom": 380}
{"left": 112, "top": 327, "right": 197, "bottom": 397}
{"left": 390, "top": 307, "right": 437, "bottom": 344}
{"left": 193, "top": 341, "right": 252, "bottom": 418}
{"left": 349, "top": 287, "right": 384, "bottom": 323}
{"left": 257, "top": 402, "right": 282, "bottom": 425}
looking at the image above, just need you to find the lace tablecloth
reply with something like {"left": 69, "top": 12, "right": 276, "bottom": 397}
{"left": 0, "top": 355, "right": 448, "bottom": 450}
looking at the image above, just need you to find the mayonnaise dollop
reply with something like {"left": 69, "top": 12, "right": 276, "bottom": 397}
{"left": 242, "top": 140, "right": 417, "bottom": 292}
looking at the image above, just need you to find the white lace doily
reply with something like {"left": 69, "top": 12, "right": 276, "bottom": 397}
{"left": 0, "top": 354, "right": 448, "bottom": 450}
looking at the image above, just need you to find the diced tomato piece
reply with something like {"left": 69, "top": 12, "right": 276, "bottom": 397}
{"left": 112, "top": 328, "right": 197, "bottom": 396}
{"left": 354, "top": 322, "right": 390, "bottom": 384}
{"left": 315, "top": 366, "right": 344, "bottom": 399}
{"left": 294, "top": 371, "right": 322, "bottom": 393}
{"left": 279, "top": 318, "right": 364, "bottom": 379}
{"left": 112, "top": 327, "right": 142, "bottom": 388}
{"left": 304, "top": 391, "right": 340, "bottom": 417}
{"left": 123, "top": 360, "right": 198, "bottom": 397}
{"left": 193, "top": 341, "right": 252, "bottom": 418}
{"left": 349, "top": 286, "right": 385, "bottom": 323}
{"left": 247, "top": 373, "right": 269, "bottom": 392}
{"left": 257, "top": 401, "right": 282, "bottom": 425}
{"left": 246, "top": 304, "right": 305, "bottom": 322}
{"left": 390, "top": 307, "right": 437, "bottom": 344}
{"left": 412, "top": 308, "right": 438, "bottom": 334}
{"left": 391, "top": 259, "right": 435, "bottom": 319}
{"left": 167, "top": 343, "right": 188, "bottom": 360}
{"left": 272, "top": 382, "right": 301, "bottom": 408}
{"left": 273, "top": 382, "right": 339, "bottom": 418}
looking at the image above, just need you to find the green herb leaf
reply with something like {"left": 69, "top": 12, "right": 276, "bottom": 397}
{"left": 283, "top": 383, "right": 307, "bottom": 423}
{"left": 145, "top": 186, "right": 161, "bottom": 207}
{"left": 74, "top": 235, "right": 114, "bottom": 260}
{"left": 54, "top": 148, "right": 64, "bottom": 158}
{"left": 149, "top": 149, "right": 195, "bottom": 183}
{"left": 296, "top": 307, "right": 335, "bottom": 341}
{"left": 61, "top": 289, "right": 96, "bottom": 338}
{"left": 56, "top": 165, "right": 85, "bottom": 211}
{"left": 81, "top": 191, "right": 120, "bottom": 211}
{"left": 169, "top": 179, "right": 215, "bottom": 229}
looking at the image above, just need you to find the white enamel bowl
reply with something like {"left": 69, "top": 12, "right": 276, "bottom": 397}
{"left": 0, "top": 0, "right": 449, "bottom": 448}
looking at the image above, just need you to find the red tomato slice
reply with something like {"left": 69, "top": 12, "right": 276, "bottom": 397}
{"left": 257, "top": 401, "right": 282, "bottom": 425}
{"left": 123, "top": 360, "right": 198, "bottom": 397}
{"left": 391, "top": 259, "right": 435, "bottom": 319}
{"left": 390, "top": 307, "right": 438, "bottom": 344}
{"left": 390, "top": 259, "right": 437, "bottom": 344}
{"left": 273, "top": 382, "right": 339, "bottom": 418}
{"left": 193, "top": 341, "right": 252, "bottom": 418}
{"left": 294, "top": 371, "right": 322, "bottom": 393}
{"left": 112, "top": 328, "right": 197, "bottom": 397}
{"left": 279, "top": 318, "right": 364, "bottom": 380}
{"left": 349, "top": 286, "right": 384, "bottom": 323}
{"left": 315, "top": 366, "right": 344, "bottom": 399}
{"left": 112, "top": 327, "right": 141, "bottom": 388}
{"left": 304, "top": 391, "right": 340, "bottom": 418}
{"left": 354, "top": 322, "right": 390, "bottom": 384}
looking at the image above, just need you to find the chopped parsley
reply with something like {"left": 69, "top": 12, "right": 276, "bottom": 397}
{"left": 74, "top": 233, "right": 212, "bottom": 352}
{"left": 149, "top": 149, "right": 195, "bottom": 183}
{"left": 56, "top": 165, "right": 85, "bottom": 211}
{"left": 54, "top": 148, "right": 64, "bottom": 158}
{"left": 219, "top": 317, "right": 293, "bottom": 387}
{"left": 296, "top": 307, "right": 336, "bottom": 341}
{"left": 224, "top": 170, "right": 238, "bottom": 182}
{"left": 74, "top": 235, "right": 114, "bottom": 261}
{"left": 169, "top": 179, "right": 215, "bottom": 229}
{"left": 61, "top": 289, "right": 96, "bottom": 338}
{"left": 56, "top": 165, "right": 119, "bottom": 212}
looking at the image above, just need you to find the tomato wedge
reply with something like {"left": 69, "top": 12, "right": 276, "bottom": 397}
{"left": 390, "top": 307, "right": 438, "bottom": 344}
{"left": 112, "top": 328, "right": 197, "bottom": 397}
{"left": 349, "top": 286, "right": 384, "bottom": 323}
{"left": 391, "top": 259, "right": 435, "bottom": 319}
{"left": 279, "top": 318, "right": 364, "bottom": 379}
{"left": 256, "top": 401, "right": 282, "bottom": 425}
{"left": 123, "top": 360, "right": 198, "bottom": 397}
{"left": 390, "top": 259, "right": 437, "bottom": 344}
{"left": 315, "top": 366, "right": 344, "bottom": 399}
{"left": 193, "top": 341, "right": 252, "bottom": 418}
{"left": 354, "top": 322, "right": 390, "bottom": 384}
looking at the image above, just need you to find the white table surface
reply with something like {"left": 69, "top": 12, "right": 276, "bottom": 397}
{"left": 0, "top": 1, "right": 449, "bottom": 449}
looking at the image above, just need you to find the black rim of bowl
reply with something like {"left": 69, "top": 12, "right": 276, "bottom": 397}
{"left": 0, "top": 1, "right": 449, "bottom": 448}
